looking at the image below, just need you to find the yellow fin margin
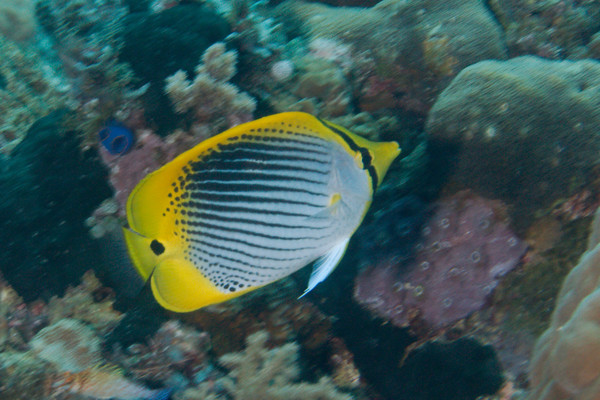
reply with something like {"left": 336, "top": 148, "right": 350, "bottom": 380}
{"left": 151, "top": 258, "right": 255, "bottom": 312}
{"left": 318, "top": 118, "right": 400, "bottom": 184}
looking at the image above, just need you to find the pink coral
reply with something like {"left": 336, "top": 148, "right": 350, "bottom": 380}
{"left": 354, "top": 190, "right": 527, "bottom": 330}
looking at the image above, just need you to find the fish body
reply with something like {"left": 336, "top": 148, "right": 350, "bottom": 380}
{"left": 123, "top": 112, "right": 400, "bottom": 312}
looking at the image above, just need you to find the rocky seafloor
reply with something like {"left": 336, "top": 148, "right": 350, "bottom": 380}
{"left": 1, "top": 0, "right": 600, "bottom": 399}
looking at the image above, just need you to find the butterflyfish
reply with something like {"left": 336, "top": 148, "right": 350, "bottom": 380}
{"left": 123, "top": 112, "right": 400, "bottom": 312}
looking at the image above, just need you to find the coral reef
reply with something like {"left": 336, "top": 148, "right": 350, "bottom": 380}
{"left": 528, "top": 208, "right": 600, "bottom": 399}
{"left": 47, "top": 270, "right": 123, "bottom": 335}
{"left": 279, "top": 53, "right": 352, "bottom": 118}
{"left": 98, "top": 129, "right": 197, "bottom": 216}
{"left": 487, "top": 0, "right": 600, "bottom": 59}
{"left": 165, "top": 42, "right": 256, "bottom": 135}
{"left": 0, "top": 272, "right": 48, "bottom": 351}
{"left": 112, "top": 320, "right": 211, "bottom": 386}
{"left": 0, "top": 0, "right": 36, "bottom": 42}
{"left": 328, "top": 337, "right": 361, "bottom": 390}
{"left": 354, "top": 190, "right": 526, "bottom": 331}
{"left": 183, "top": 278, "right": 334, "bottom": 356}
{"left": 427, "top": 56, "right": 600, "bottom": 213}
{"left": 120, "top": 3, "right": 229, "bottom": 84}
{"left": 52, "top": 366, "right": 173, "bottom": 400}
{"left": 6, "top": 0, "right": 600, "bottom": 398}
{"left": 116, "top": 2, "right": 231, "bottom": 134}
{"left": 35, "top": 0, "right": 135, "bottom": 140}
{"left": 217, "top": 330, "right": 352, "bottom": 400}
{"left": 0, "top": 351, "right": 56, "bottom": 400}
{"left": 0, "top": 36, "right": 69, "bottom": 153}
{"left": 30, "top": 318, "right": 102, "bottom": 372}
{"left": 493, "top": 217, "right": 591, "bottom": 337}
{"left": 274, "top": 0, "right": 506, "bottom": 115}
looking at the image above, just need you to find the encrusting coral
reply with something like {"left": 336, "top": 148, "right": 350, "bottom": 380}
{"left": 354, "top": 190, "right": 526, "bottom": 332}
{"left": 165, "top": 42, "right": 256, "bottom": 135}
{"left": 0, "top": 36, "right": 68, "bottom": 154}
{"left": 217, "top": 331, "right": 352, "bottom": 400}
{"left": 528, "top": 208, "right": 600, "bottom": 399}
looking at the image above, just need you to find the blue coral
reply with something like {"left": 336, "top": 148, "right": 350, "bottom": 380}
{"left": 99, "top": 121, "right": 134, "bottom": 155}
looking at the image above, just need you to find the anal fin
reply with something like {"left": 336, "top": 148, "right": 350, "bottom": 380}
{"left": 300, "top": 238, "right": 350, "bottom": 298}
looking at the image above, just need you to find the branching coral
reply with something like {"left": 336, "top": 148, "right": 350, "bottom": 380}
{"left": 217, "top": 331, "right": 352, "bottom": 400}
{"left": 165, "top": 42, "right": 256, "bottom": 135}
{"left": 47, "top": 270, "right": 123, "bottom": 335}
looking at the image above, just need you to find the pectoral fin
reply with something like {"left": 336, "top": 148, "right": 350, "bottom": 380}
{"left": 300, "top": 238, "right": 350, "bottom": 298}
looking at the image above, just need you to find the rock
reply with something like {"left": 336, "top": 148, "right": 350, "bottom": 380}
{"left": 486, "top": 0, "right": 600, "bottom": 59}
{"left": 275, "top": 0, "right": 506, "bottom": 114}
{"left": 0, "top": 111, "right": 112, "bottom": 301}
{"left": 426, "top": 56, "right": 600, "bottom": 211}
{"left": 120, "top": 4, "right": 229, "bottom": 83}
{"left": 397, "top": 338, "right": 504, "bottom": 400}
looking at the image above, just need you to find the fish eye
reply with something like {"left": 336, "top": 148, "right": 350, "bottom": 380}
{"left": 150, "top": 240, "right": 165, "bottom": 255}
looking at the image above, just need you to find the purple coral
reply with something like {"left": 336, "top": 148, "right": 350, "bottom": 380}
{"left": 354, "top": 190, "right": 527, "bottom": 329}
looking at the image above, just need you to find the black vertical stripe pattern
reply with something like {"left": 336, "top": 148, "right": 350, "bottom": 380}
{"left": 316, "top": 118, "right": 379, "bottom": 191}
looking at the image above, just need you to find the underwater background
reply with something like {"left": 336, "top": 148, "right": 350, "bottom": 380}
{"left": 1, "top": 0, "right": 600, "bottom": 399}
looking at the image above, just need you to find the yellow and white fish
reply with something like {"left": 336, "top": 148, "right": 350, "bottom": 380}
{"left": 123, "top": 112, "right": 400, "bottom": 312}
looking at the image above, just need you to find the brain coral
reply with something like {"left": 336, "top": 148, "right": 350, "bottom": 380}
{"left": 426, "top": 56, "right": 600, "bottom": 211}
